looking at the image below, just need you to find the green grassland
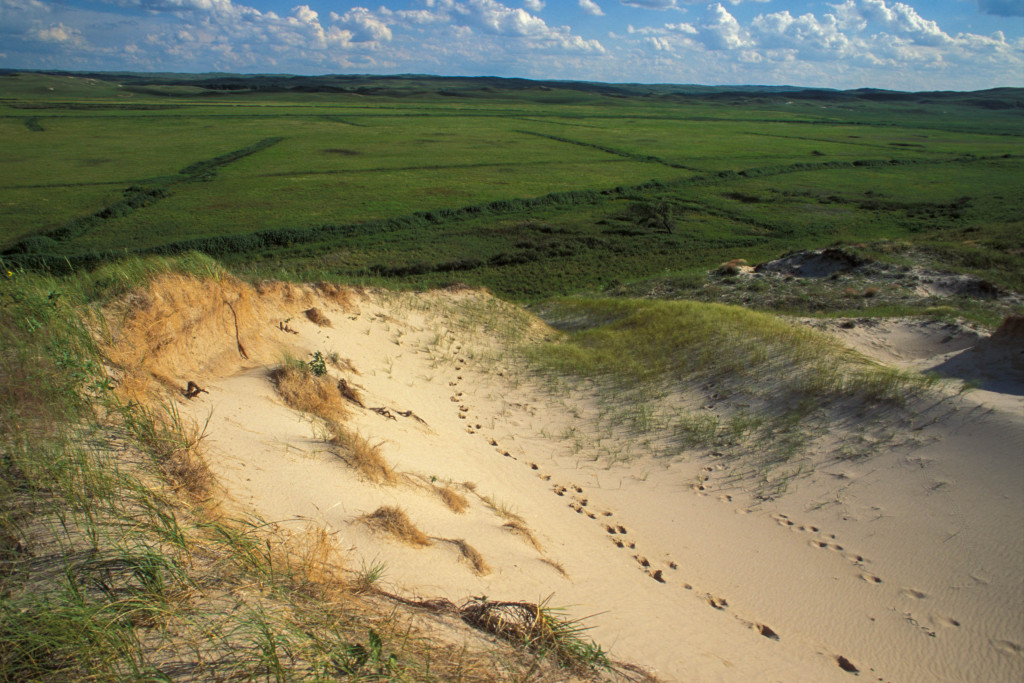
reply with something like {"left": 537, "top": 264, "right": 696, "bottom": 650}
{"left": 2, "top": 71, "right": 1022, "bottom": 304}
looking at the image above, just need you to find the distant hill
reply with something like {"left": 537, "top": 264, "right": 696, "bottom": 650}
{"left": 2, "top": 69, "right": 1020, "bottom": 109}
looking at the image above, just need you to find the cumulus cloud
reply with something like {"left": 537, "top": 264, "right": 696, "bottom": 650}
{"left": 700, "top": 3, "right": 749, "bottom": 49}
{"left": 329, "top": 6, "right": 392, "bottom": 42}
{"left": 32, "top": 22, "right": 78, "bottom": 42}
{"left": 579, "top": 0, "right": 604, "bottom": 16}
{"left": 523, "top": 0, "right": 544, "bottom": 10}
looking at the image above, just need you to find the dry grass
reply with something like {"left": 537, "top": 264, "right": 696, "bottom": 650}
{"left": 127, "top": 400, "right": 218, "bottom": 507}
{"left": 361, "top": 506, "right": 432, "bottom": 547}
{"left": 336, "top": 378, "right": 364, "bottom": 407}
{"left": 503, "top": 520, "right": 542, "bottom": 551}
{"left": 271, "top": 365, "right": 349, "bottom": 424}
{"left": 540, "top": 558, "right": 569, "bottom": 578}
{"left": 444, "top": 538, "right": 491, "bottom": 575}
{"left": 281, "top": 524, "right": 348, "bottom": 599}
{"left": 437, "top": 485, "right": 470, "bottom": 513}
{"left": 304, "top": 307, "right": 332, "bottom": 327}
{"left": 313, "top": 282, "right": 357, "bottom": 311}
{"left": 326, "top": 422, "right": 395, "bottom": 484}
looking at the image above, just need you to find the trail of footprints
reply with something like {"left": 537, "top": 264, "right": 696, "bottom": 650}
{"left": 771, "top": 512, "right": 886, "bottom": 584}
{"left": 447, "top": 363, "right": 895, "bottom": 676}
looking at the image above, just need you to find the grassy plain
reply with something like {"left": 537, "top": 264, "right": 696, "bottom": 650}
{"left": 2, "top": 71, "right": 1022, "bottom": 305}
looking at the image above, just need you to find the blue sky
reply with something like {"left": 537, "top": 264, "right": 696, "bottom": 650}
{"left": 1, "top": 0, "right": 1021, "bottom": 89}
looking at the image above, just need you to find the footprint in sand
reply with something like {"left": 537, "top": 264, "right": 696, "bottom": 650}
{"left": 772, "top": 513, "right": 796, "bottom": 528}
{"left": 809, "top": 539, "right": 845, "bottom": 552}
{"left": 931, "top": 615, "right": 961, "bottom": 629}
{"left": 899, "top": 588, "right": 927, "bottom": 600}
{"left": 990, "top": 639, "right": 1022, "bottom": 658}
{"left": 860, "top": 573, "right": 883, "bottom": 584}
{"left": 756, "top": 623, "right": 780, "bottom": 640}
{"left": 835, "top": 655, "right": 859, "bottom": 674}
{"left": 706, "top": 595, "right": 728, "bottom": 610}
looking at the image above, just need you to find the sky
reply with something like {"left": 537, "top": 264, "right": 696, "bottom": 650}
{"left": 1, "top": 0, "right": 1021, "bottom": 90}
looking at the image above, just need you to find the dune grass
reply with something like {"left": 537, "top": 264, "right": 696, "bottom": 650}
{"left": 529, "top": 297, "right": 939, "bottom": 496}
{"left": 326, "top": 422, "right": 396, "bottom": 485}
{"left": 360, "top": 506, "right": 432, "bottom": 547}
{"left": 271, "top": 360, "right": 351, "bottom": 425}
{"left": 0, "top": 257, "right": 621, "bottom": 681}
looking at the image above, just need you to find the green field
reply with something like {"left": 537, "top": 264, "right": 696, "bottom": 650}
{"left": 2, "top": 71, "right": 1022, "bottom": 302}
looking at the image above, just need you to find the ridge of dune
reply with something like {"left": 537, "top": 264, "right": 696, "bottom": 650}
{"left": 109, "top": 275, "right": 1024, "bottom": 682}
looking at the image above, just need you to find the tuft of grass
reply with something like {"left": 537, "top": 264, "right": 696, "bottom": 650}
{"left": 304, "top": 306, "right": 332, "bottom": 327}
{"left": 352, "top": 558, "right": 387, "bottom": 593}
{"left": 460, "top": 596, "right": 610, "bottom": 672}
{"left": 360, "top": 507, "right": 432, "bottom": 547}
{"left": 326, "top": 422, "right": 395, "bottom": 484}
{"left": 443, "top": 538, "right": 491, "bottom": 575}
{"left": 540, "top": 558, "right": 570, "bottom": 578}
{"left": 271, "top": 361, "right": 349, "bottom": 424}
{"left": 124, "top": 399, "right": 216, "bottom": 506}
{"left": 437, "top": 485, "right": 470, "bottom": 513}
{"left": 503, "top": 520, "right": 542, "bottom": 551}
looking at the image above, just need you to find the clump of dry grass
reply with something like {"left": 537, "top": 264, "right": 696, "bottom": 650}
{"left": 361, "top": 506, "right": 431, "bottom": 547}
{"left": 271, "top": 364, "right": 349, "bottom": 424}
{"left": 337, "top": 378, "right": 364, "bottom": 407}
{"left": 304, "top": 307, "right": 331, "bottom": 327}
{"left": 540, "top": 558, "right": 569, "bottom": 578}
{"left": 313, "top": 282, "right": 356, "bottom": 310}
{"left": 503, "top": 520, "right": 542, "bottom": 551}
{"left": 444, "top": 538, "right": 491, "bottom": 575}
{"left": 288, "top": 524, "right": 347, "bottom": 599}
{"left": 326, "top": 422, "right": 395, "bottom": 484}
{"left": 127, "top": 400, "right": 218, "bottom": 507}
{"left": 437, "top": 485, "right": 469, "bottom": 513}
{"left": 717, "top": 258, "right": 747, "bottom": 276}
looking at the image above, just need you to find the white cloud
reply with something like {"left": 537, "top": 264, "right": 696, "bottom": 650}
{"left": 860, "top": 0, "right": 951, "bottom": 46}
{"left": 523, "top": 0, "right": 544, "bottom": 10}
{"left": 700, "top": 3, "right": 749, "bottom": 49}
{"left": 579, "top": 0, "right": 604, "bottom": 16}
{"left": 329, "top": 6, "right": 392, "bottom": 42}
{"left": 32, "top": 22, "right": 78, "bottom": 42}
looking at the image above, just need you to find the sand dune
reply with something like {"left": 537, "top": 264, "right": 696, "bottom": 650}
{"left": 110, "top": 275, "right": 1023, "bottom": 681}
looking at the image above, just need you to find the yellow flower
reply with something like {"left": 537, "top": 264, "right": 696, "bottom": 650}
{"left": 5, "top": 271, "right": 11, "bottom": 278}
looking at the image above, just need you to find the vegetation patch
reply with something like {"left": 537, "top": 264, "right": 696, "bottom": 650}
{"left": 360, "top": 506, "right": 432, "bottom": 547}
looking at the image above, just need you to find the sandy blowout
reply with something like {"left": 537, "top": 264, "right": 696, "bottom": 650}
{"left": 104, "top": 273, "right": 1024, "bottom": 682}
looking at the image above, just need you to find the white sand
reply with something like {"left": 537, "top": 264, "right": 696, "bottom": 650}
{"left": 150, "top": 283, "right": 1023, "bottom": 682}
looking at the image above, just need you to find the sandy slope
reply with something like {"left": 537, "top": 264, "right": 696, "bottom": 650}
{"left": 129, "top": 280, "right": 1023, "bottom": 682}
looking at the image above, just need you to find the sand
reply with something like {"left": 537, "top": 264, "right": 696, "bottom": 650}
{"left": 124, "top": 277, "right": 1023, "bottom": 682}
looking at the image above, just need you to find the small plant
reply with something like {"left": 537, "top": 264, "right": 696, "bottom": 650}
{"left": 332, "top": 629, "right": 400, "bottom": 677}
{"left": 353, "top": 558, "right": 387, "bottom": 592}
{"left": 460, "top": 596, "right": 610, "bottom": 672}
{"left": 308, "top": 351, "right": 328, "bottom": 377}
